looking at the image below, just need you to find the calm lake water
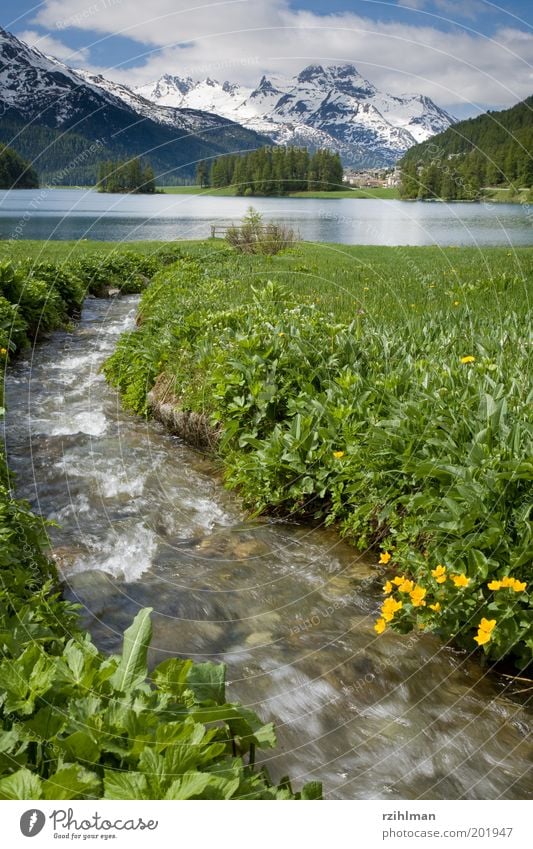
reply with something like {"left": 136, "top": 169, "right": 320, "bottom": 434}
{"left": 0, "top": 188, "right": 532, "bottom": 246}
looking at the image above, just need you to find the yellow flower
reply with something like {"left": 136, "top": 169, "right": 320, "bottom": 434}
{"left": 474, "top": 618, "right": 496, "bottom": 646}
{"left": 398, "top": 578, "right": 415, "bottom": 593}
{"left": 496, "top": 575, "right": 527, "bottom": 593}
{"left": 379, "top": 551, "right": 392, "bottom": 565}
{"left": 391, "top": 575, "right": 404, "bottom": 586}
{"left": 429, "top": 602, "right": 441, "bottom": 612}
{"left": 487, "top": 579, "right": 502, "bottom": 591}
{"left": 383, "top": 581, "right": 393, "bottom": 595}
{"left": 410, "top": 585, "right": 427, "bottom": 607}
{"left": 0, "top": 347, "right": 7, "bottom": 355}
{"left": 451, "top": 573, "right": 470, "bottom": 588}
{"left": 453, "top": 300, "right": 460, "bottom": 306}
{"left": 431, "top": 564, "right": 447, "bottom": 584}
{"left": 333, "top": 450, "right": 345, "bottom": 459}
{"left": 460, "top": 355, "right": 476, "bottom": 364}
{"left": 381, "top": 597, "right": 403, "bottom": 622}
{"left": 374, "top": 618, "right": 386, "bottom": 634}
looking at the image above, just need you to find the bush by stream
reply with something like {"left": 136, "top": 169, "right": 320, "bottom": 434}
{"left": 104, "top": 250, "right": 532, "bottom": 669}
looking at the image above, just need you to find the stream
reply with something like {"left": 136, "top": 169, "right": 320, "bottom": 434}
{"left": 3, "top": 294, "right": 532, "bottom": 800}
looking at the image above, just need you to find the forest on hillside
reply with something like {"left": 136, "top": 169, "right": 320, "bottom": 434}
{"left": 198, "top": 146, "right": 344, "bottom": 195}
{"left": 399, "top": 95, "right": 533, "bottom": 200}
{"left": 0, "top": 144, "right": 38, "bottom": 189}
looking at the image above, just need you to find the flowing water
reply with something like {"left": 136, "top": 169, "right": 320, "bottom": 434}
{"left": 3, "top": 295, "right": 532, "bottom": 800}
{"left": 1, "top": 188, "right": 533, "bottom": 246}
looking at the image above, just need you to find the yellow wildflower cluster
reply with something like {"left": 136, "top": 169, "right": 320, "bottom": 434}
{"left": 430, "top": 565, "right": 470, "bottom": 588}
{"left": 487, "top": 577, "right": 527, "bottom": 593}
{"left": 474, "top": 618, "right": 496, "bottom": 646}
{"left": 410, "top": 585, "right": 427, "bottom": 607}
{"left": 381, "top": 596, "right": 402, "bottom": 622}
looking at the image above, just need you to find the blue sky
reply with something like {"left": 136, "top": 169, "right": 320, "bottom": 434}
{"left": 2, "top": 1, "right": 532, "bottom": 115}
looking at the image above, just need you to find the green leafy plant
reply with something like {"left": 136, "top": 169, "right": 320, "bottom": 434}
{"left": 104, "top": 251, "right": 532, "bottom": 666}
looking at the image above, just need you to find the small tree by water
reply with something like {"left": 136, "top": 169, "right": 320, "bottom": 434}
{"left": 226, "top": 207, "right": 297, "bottom": 255}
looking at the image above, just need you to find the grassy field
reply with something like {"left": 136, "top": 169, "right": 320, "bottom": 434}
{"left": 3, "top": 238, "right": 532, "bottom": 317}
{"left": 483, "top": 187, "right": 532, "bottom": 204}
{"left": 158, "top": 184, "right": 401, "bottom": 199}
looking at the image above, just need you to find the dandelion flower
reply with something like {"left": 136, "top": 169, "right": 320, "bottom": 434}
{"left": 460, "top": 355, "right": 476, "bottom": 364}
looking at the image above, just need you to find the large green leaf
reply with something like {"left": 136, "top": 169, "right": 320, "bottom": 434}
{"left": 164, "top": 772, "right": 212, "bottom": 799}
{"left": 186, "top": 661, "right": 226, "bottom": 705}
{"left": 110, "top": 608, "right": 153, "bottom": 693}
{"left": 104, "top": 770, "right": 149, "bottom": 800}
{"left": 42, "top": 764, "right": 101, "bottom": 800}
{"left": 0, "top": 768, "right": 42, "bottom": 800}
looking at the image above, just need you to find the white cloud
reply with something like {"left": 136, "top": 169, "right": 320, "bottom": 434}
{"left": 31, "top": 1, "right": 533, "bottom": 110}
{"left": 16, "top": 28, "right": 90, "bottom": 64}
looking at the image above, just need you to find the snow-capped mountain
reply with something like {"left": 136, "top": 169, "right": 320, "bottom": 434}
{"left": 0, "top": 27, "right": 269, "bottom": 182}
{"left": 136, "top": 64, "right": 456, "bottom": 167}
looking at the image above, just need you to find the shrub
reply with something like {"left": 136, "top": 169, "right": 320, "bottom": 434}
{"left": 226, "top": 207, "right": 297, "bottom": 255}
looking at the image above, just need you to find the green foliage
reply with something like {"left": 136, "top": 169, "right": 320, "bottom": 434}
{"left": 105, "top": 249, "right": 532, "bottom": 666}
{"left": 226, "top": 207, "right": 297, "bottom": 255}
{"left": 400, "top": 95, "right": 533, "bottom": 198}
{"left": 0, "top": 599, "right": 319, "bottom": 799}
{"left": 97, "top": 157, "right": 156, "bottom": 194}
{"left": 208, "top": 146, "right": 343, "bottom": 195}
{"left": 0, "top": 144, "right": 38, "bottom": 189}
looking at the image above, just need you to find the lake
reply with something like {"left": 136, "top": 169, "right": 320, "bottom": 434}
{"left": 0, "top": 188, "right": 532, "bottom": 246}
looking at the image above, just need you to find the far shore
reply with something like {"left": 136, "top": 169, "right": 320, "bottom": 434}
{"left": 37, "top": 184, "right": 532, "bottom": 204}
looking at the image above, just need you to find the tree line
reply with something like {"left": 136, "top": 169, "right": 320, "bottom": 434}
{"left": 97, "top": 158, "right": 156, "bottom": 193}
{"left": 399, "top": 95, "right": 533, "bottom": 200}
{"left": 197, "top": 146, "right": 344, "bottom": 194}
{"left": 0, "top": 144, "right": 38, "bottom": 189}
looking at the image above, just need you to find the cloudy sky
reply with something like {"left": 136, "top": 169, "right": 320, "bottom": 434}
{"left": 2, "top": 1, "right": 532, "bottom": 116}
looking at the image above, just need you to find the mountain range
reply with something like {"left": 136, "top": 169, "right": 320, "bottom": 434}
{"left": 0, "top": 27, "right": 269, "bottom": 184}
{"left": 136, "top": 64, "right": 456, "bottom": 167}
{"left": 0, "top": 25, "right": 456, "bottom": 183}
